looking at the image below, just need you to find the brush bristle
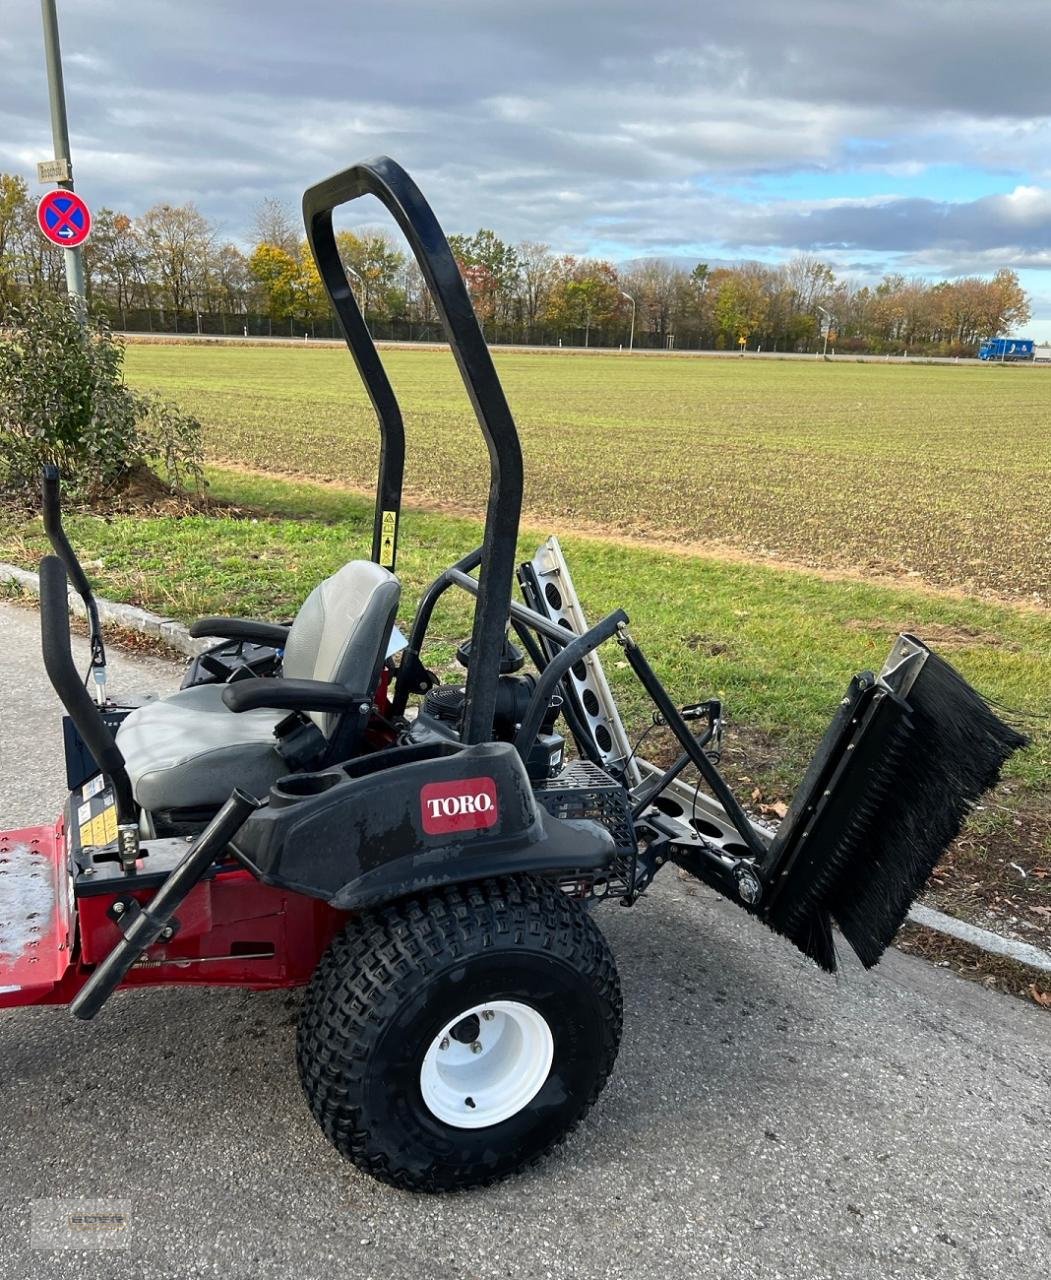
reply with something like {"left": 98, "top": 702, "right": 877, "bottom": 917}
{"left": 760, "top": 645, "right": 1027, "bottom": 971}
{"left": 830, "top": 649, "right": 1028, "bottom": 965}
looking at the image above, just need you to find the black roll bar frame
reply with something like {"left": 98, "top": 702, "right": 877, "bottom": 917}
{"left": 302, "top": 156, "right": 524, "bottom": 747}
{"left": 42, "top": 466, "right": 107, "bottom": 696}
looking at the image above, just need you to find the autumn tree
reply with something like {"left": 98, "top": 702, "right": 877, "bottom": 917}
{"left": 335, "top": 229, "right": 406, "bottom": 323}
{"left": 988, "top": 269, "right": 1030, "bottom": 334}
{"left": 252, "top": 197, "right": 300, "bottom": 257}
{"left": 0, "top": 174, "right": 29, "bottom": 308}
{"left": 621, "top": 259, "right": 680, "bottom": 346}
{"left": 547, "top": 259, "right": 623, "bottom": 345}
{"left": 87, "top": 209, "right": 149, "bottom": 321}
{"left": 711, "top": 266, "right": 769, "bottom": 348}
{"left": 517, "top": 241, "right": 557, "bottom": 338}
{"left": 139, "top": 202, "right": 215, "bottom": 314}
{"left": 248, "top": 242, "right": 299, "bottom": 322}
{"left": 448, "top": 229, "right": 520, "bottom": 327}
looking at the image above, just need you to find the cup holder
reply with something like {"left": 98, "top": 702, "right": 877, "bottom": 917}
{"left": 271, "top": 772, "right": 341, "bottom": 806}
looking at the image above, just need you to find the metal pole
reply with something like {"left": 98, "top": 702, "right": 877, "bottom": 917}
{"left": 818, "top": 305, "right": 834, "bottom": 359}
{"left": 620, "top": 290, "right": 635, "bottom": 350}
{"left": 40, "top": 0, "right": 86, "bottom": 306}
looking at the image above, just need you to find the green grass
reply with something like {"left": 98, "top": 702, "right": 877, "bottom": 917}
{"left": 3, "top": 466, "right": 1047, "bottom": 797}
{"left": 124, "top": 343, "right": 1051, "bottom": 602}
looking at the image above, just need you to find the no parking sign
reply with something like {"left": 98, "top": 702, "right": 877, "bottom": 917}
{"left": 37, "top": 189, "right": 92, "bottom": 248}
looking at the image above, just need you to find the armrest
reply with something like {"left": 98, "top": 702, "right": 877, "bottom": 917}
{"left": 222, "top": 677, "right": 363, "bottom": 715}
{"left": 189, "top": 617, "right": 291, "bottom": 646}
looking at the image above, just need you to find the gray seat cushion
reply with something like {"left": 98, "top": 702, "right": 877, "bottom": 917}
{"left": 117, "top": 561, "right": 400, "bottom": 813}
{"left": 282, "top": 561, "right": 400, "bottom": 738}
{"left": 116, "top": 684, "right": 288, "bottom": 811}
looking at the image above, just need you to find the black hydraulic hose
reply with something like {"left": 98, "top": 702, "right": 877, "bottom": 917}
{"left": 514, "top": 610, "right": 628, "bottom": 761}
{"left": 42, "top": 466, "right": 105, "bottom": 671}
{"left": 38, "top": 556, "right": 135, "bottom": 825}
{"left": 71, "top": 789, "right": 261, "bottom": 1020}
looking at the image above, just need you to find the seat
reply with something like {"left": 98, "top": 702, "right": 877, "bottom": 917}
{"left": 117, "top": 561, "right": 400, "bottom": 812}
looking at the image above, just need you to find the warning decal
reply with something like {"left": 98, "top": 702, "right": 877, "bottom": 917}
{"left": 71, "top": 781, "right": 118, "bottom": 851}
{"left": 379, "top": 509, "right": 397, "bottom": 567}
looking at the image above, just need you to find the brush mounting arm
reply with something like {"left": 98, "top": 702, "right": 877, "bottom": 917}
{"left": 617, "top": 627, "right": 768, "bottom": 862}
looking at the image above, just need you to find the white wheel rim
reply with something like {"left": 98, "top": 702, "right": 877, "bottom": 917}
{"left": 419, "top": 1000, "right": 554, "bottom": 1129}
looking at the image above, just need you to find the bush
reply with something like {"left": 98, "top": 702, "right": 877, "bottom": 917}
{"left": 0, "top": 294, "right": 203, "bottom": 499}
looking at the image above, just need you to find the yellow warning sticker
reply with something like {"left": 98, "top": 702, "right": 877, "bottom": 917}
{"left": 379, "top": 509, "right": 397, "bottom": 567}
{"left": 101, "top": 804, "right": 117, "bottom": 845}
{"left": 80, "top": 805, "right": 117, "bottom": 849}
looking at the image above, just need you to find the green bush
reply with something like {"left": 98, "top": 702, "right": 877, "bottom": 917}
{"left": 0, "top": 294, "right": 203, "bottom": 499}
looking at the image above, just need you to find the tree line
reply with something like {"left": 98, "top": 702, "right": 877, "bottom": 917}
{"left": 0, "top": 173, "right": 1031, "bottom": 354}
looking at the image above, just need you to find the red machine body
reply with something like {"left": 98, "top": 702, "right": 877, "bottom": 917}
{"left": 0, "top": 815, "right": 348, "bottom": 1010}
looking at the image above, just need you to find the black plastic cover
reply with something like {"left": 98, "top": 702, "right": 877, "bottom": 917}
{"left": 232, "top": 739, "right": 614, "bottom": 910}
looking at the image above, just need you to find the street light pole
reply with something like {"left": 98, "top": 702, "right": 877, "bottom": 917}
{"left": 40, "top": 0, "right": 86, "bottom": 306}
{"left": 817, "top": 305, "right": 835, "bottom": 359}
{"left": 620, "top": 290, "right": 636, "bottom": 351}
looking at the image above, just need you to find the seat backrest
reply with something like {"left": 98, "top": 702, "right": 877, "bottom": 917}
{"left": 282, "top": 560, "right": 401, "bottom": 737}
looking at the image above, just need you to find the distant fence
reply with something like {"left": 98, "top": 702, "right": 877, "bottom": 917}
{"left": 98, "top": 307, "right": 700, "bottom": 351}
{"left": 93, "top": 307, "right": 1001, "bottom": 360}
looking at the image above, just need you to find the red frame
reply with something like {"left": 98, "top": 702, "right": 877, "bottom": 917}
{"left": 0, "top": 673, "right": 397, "bottom": 1012}
{"left": 0, "top": 815, "right": 349, "bottom": 1011}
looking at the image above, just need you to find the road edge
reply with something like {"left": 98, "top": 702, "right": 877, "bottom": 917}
{"left": 1, "top": 560, "right": 207, "bottom": 658}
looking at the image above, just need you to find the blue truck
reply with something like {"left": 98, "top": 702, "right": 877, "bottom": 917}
{"left": 978, "top": 337, "right": 1035, "bottom": 361}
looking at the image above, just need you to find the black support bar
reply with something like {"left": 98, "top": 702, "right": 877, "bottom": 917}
{"left": 445, "top": 569, "right": 578, "bottom": 649}
{"left": 619, "top": 632, "right": 767, "bottom": 861}
{"left": 42, "top": 466, "right": 106, "bottom": 683}
{"left": 39, "top": 556, "right": 135, "bottom": 828}
{"left": 514, "top": 610, "right": 628, "bottom": 761}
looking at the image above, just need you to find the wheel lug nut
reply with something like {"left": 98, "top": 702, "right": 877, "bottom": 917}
{"left": 470, "top": 1041, "right": 483, "bottom": 1054}
{"left": 439, "top": 1037, "right": 450, "bottom": 1051}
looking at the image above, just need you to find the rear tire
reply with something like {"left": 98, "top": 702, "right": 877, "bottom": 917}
{"left": 296, "top": 876, "right": 622, "bottom": 1191}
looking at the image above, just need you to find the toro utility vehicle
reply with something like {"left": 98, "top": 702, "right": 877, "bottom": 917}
{"left": 0, "top": 158, "right": 1027, "bottom": 1192}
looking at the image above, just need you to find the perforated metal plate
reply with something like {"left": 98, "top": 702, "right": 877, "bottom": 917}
{"left": 0, "top": 821, "right": 73, "bottom": 1005}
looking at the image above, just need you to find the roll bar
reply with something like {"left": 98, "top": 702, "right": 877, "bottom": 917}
{"left": 302, "top": 156, "right": 525, "bottom": 746}
{"left": 42, "top": 466, "right": 107, "bottom": 703}
{"left": 39, "top": 556, "right": 139, "bottom": 864}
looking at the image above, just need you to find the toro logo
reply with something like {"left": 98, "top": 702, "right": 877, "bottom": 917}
{"left": 420, "top": 776, "right": 499, "bottom": 836}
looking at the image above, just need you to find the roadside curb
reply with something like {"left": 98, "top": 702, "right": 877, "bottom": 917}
{"left": 0, "top": 560, "right": 205, "bottom": 659}
{"left": 906, "top": 904, "right": 1051, "bottom": 973}
{"left": 4, "top": 558, "right": 1050, "bottom": 980}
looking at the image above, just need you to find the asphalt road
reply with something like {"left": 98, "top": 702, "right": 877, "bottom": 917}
{"left": 0, "top": 601, "right": 1048, "bottom": 1280}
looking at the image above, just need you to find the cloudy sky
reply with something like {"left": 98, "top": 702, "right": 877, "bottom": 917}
{"left": 3, "top": 0, "right": 1051, "bottom": 335}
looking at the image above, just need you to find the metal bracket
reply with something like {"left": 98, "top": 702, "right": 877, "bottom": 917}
{"left": 523, "top": 538, "right": 641, "bottom": 785}
{"left": 108, "top": 898, "right": 178, "bottom": 943}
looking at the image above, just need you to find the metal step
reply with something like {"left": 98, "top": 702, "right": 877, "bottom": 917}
{"left": 0, "top": 822, "right": 73, "bottom": 1005}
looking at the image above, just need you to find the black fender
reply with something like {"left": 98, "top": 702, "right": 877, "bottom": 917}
{"left": 232, "top": 741, "right": 615, "bottom": 909}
